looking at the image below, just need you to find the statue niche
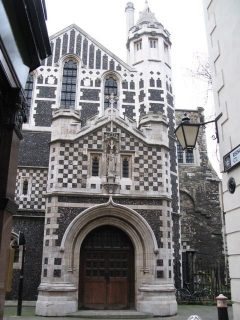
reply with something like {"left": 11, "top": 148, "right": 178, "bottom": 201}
{"left": 106, "top": 141, "right": 117, "bottom": 180}
{"left": 103, "top": 132, "right": 120, "bottom": 194}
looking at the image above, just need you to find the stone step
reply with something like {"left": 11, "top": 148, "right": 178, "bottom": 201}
{"left": 66, "top": 310, "right": 153, "bottom": 319}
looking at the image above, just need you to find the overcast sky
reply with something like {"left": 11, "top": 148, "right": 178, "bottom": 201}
{"left": 44, "top": 0, "right": 220, "bottom": 173}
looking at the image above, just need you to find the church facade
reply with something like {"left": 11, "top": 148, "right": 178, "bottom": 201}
{"left": 8, "top": 1, "right": 224, "bottom": 317}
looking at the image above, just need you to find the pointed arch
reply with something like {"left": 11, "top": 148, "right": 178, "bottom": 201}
{"left": 101, "top": 71, "right": 121, "bottom": 113}
{"left": 60, "top": 198, "right": 158, "bottom": 289}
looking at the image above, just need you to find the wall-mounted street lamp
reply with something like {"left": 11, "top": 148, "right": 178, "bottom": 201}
{"left": 175, "top": 113, "right": 222, "bottom": 150}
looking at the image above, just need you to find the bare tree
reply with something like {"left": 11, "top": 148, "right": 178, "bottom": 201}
{"left": 189, "top": 53, "right": 212, "bottom": 84}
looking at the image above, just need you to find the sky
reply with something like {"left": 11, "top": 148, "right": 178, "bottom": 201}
{"left": 44, "top": 0, "right": 220, "bottom": 173}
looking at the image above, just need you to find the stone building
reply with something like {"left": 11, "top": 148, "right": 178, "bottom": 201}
{"left": 8, "top": 1, "right": 224, "bottom": 317}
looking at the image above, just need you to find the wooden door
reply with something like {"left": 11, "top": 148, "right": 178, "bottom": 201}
{"left": 79, "top": 226, "right": 134, "bottom": 310}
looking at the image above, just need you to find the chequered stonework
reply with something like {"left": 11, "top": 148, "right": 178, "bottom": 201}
{"left": 48, "top": 122, "right": 170, "bottom": 195}
{"left": 15, "top": 167, "right": 48, "bottom": 210}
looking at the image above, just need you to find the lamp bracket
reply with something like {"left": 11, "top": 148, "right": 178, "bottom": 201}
{"left": 200, "top": 112, "right": 222, "bottom": 143}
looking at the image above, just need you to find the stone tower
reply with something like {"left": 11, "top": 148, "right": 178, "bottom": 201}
{"left": 126, "top": 1, "right": 181, "bottom": 287}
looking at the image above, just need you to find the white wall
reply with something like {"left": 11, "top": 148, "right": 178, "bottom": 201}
{"left": 203, "top": 0, "right": 240, "bottom": 318}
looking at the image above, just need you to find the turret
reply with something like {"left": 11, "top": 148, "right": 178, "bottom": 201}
{"left": 126, "top": 0, "right": 171, "bottom": 68}
{"left": 125, "top": 1, "right": 173, "bottom": 117}
{"left": 125, "top": 2, "right": 135, "bottom": 38}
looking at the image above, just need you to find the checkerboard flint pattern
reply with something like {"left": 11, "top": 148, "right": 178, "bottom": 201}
{"left": 15, "top": 168, "right": 48, "bottom": 210}
{"left": 49, "top": 129, "right": 104, "bottom": 189}
{"left": 50, "top": 122, "right": 168, "bottom": 193}
{"left": 119, "top": 126, "right": 164, "bottom": 192}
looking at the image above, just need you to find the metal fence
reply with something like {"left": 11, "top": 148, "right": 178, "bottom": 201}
{"left": 176, "top": 263, "right": 231, "bottom": 303}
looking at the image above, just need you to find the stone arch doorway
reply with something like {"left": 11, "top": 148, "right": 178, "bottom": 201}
{"left": 79, "top": 225, "right": 134, "bottom": 310}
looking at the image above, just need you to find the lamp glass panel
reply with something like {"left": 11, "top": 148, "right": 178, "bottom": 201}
{"left": 182, "top": 125, "right": 199, "bottom": 148}
{"left": 175, "top": 125, "right": 186, "bottom": 149}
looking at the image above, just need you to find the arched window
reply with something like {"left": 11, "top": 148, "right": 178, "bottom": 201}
{"left": 122, "top": 157, "right": 129, "bottom": 178}
{"left": 92, "top": 156, "right": 99, "bottom": 176}
{"left": 60, "top": 59, "right": 77, "bottom": 108}
{"left": 22, "top": 179, "right": 29, "bottom": 195}
{"left": 104, "top": 75, "right": 118, "bottom": 109}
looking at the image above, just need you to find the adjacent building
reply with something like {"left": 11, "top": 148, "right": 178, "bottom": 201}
{"left": 203, "top": 0, "right": 240, "bottom": 318}
{"left": 0, "top": 0, "right": 50, "bottom": 317}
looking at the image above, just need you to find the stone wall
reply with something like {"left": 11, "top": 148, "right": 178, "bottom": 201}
{"left": 176, "top": 108, "right": 224, "bottom": 279}
{"left": 6, "top": 213, "right": 45, "bottom": 300}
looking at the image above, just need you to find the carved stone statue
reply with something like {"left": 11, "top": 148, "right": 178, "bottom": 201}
{"left": 107, "top": 149, "right": 116, "bottom": 177}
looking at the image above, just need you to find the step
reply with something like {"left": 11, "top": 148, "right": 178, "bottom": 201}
{"left": 66, "top": 310, "right": 153, "bottom": 319}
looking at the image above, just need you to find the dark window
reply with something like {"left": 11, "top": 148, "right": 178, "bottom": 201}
{"left": 104, "top": 76, "right": 118, "bottom": 109}
{"left": 186, "top": 149, "right": 194, "bottom": 163}
{"left": 60, "top": 59, "right": 77, "bottom": 108}
{"left": 177, "top": 143, "right": 184, "bottom": 163}
{"left": 122, "top": 157, "right": 129, "bottom": 178}
{"left": 92, "top": 156, "right": 99, "bottom": 176}
{"left": 157, "top": 270, "right": 164, "bottom": 278}
{"left": 149, "top": 38, "right": 158, "bottom": 48}
{"left": 22, "top": 180, "right": 28, "bottom": 195}
{"left": 177, "top": 142, "right": 195, "bottom": 164}
{"left": 135, "top": 40, "right": 142, "bottom": 51}
{"left": 157, "top": 259, "right": 163, "bottom": 266}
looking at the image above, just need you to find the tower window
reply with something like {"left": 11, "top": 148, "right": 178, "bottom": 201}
{"left": 104, "top": 76, "right": 118, "bottom": 109}
{"left": 92, "top": 156, "right": 99, "bottom": 176}
{"left": 135, "top": 40, "right": 142, "bottom": 51}
{"left": 60, "top": 59, "right": 77, "bottom": 108}
{"left": 149, "top": 38, "right": 158, "bottom": 48}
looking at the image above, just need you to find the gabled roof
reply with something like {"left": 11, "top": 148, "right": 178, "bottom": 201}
{"left": 49, "top": 24, "right": 135, "bottom": 72}
{"left": 74, "top": 113, "right": 148, "bottom": 145}
{"left": 65, "top": 112, "right": 166, "bottom": 149}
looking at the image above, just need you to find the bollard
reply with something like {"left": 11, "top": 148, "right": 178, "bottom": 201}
{"left": 216, "top": 294, "right": 229, "bottom": 320}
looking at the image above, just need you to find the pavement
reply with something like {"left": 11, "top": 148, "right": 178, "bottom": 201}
{"left": 3, "top": 305, "right": 233, "bottom": 320}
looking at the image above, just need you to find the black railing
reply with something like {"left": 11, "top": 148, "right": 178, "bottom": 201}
{"left": 176, "top": 263, "right": 231, "bottom": 303}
